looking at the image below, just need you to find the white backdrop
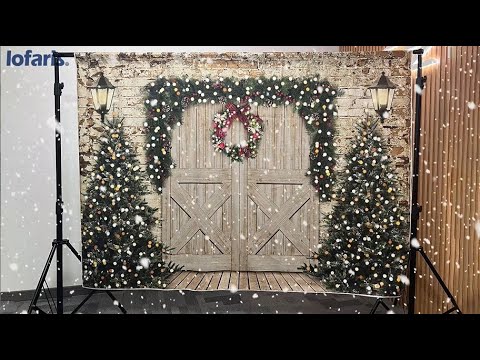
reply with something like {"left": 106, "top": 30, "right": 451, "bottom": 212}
{"left": 0, "top": 46, "right": 339, "bottom": 292}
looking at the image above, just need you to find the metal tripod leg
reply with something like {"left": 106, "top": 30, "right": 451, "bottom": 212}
{"left": 29, "top": 239, "right": 127, "bottom": 314}
{"left": 370, "top": 298, "right": 391, "bottom": 314}
{"left": 66, "top": 241, "right": 81, "bottom": 261}
{"left": 71, "top": 290, "right": 127, "bottom": 314}
{"left": 106, "top": 291, "right": 127, "bottom": 314}
{"left": 418, "top": 247, "right": 462, "bottom": 314}
{"left": 28, "top": 243, "right": 57, "bottom": 314}
{"left": 71, "top": 290, "right": 96, "bottom": 314}
{"left": 69, "top": 245, "right": 126, "bottom": 314}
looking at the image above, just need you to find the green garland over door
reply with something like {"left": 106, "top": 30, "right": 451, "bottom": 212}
{"left": 143, "top": 75, "right": 340, "bottom": 201}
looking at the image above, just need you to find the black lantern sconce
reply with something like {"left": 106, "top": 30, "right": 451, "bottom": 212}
{"left": 369, "top": 71, "right": 397, "bottom": 122}
{"left": 88, "top": 73, "right": 115, "bottom": 122}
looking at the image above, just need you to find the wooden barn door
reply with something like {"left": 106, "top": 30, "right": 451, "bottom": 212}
{"left": 243, "top": 105, "right": 320, "bottom": 271}
{"left": 163, "top": 104, "right": 319, "bottom": 272}
{"left": 163, "top": 104, "right": 236, "bottom": 271}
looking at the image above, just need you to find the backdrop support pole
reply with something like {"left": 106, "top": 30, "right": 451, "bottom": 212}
{"left": 28, "top": 51, "right": 126, "bottom": 315}
{"left": 407, "top": 49, "right": 461, "bottom": 314}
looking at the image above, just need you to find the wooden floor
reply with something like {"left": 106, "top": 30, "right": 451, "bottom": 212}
{"left": 166, "top": 271, "right": 327, "bottom": 293}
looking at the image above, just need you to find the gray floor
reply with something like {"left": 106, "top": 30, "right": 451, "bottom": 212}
{"left": 1, "top": 290, "right": 404, "bottom": 314}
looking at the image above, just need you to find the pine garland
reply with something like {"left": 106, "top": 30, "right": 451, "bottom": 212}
{"left": 144, "top": 75, "right": 340, "bottom": 201}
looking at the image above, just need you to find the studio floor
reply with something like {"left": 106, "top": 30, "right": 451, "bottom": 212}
{"left": 1, "top": 289, "right": 402, "bottom": 314}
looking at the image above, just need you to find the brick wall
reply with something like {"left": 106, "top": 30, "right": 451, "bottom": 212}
{"left": 76, "top": 52, "right": 411, "bottom": 241}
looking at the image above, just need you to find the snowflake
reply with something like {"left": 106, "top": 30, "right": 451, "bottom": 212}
{"left": 467, "top": 101, "right": 477, "bottom": 110}
{"left": 399, "top": 275, "right": 410, "bottom": 285}
{"left": 46, "top": 116, "right": 62, "bottom": 133}
{"left": 252, "top": 293, "right": 259, "bottom": 299}
{"left": 134, "top": 215, "right": 143, "bottom": 224}
{"left": 139, "top": 257, "right": 151, "bottom": 269}
{"left": 415, "top": 84, "right": 424, "bottom": 95}
{"left": 9, "top": 263, "right": 18, "bottom": 272}
{"left": 411, "top": 238, "right": 420, "bottom": 249}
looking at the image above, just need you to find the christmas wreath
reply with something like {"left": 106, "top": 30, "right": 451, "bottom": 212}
{"left": 211, "top": 103, "right": 263, "bottom": 162}
{"left": 144, "top": 76, "right": 341, "bottom": 201}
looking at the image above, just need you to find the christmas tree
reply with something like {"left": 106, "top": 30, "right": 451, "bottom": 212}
{"left": 301, "top": 119, "right": 409, "bottom": 296}
{"left": 82, "top": 118, "right": 182, "bottom": 289}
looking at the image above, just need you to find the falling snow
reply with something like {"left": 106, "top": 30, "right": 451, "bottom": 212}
{"left": 399, "top": 275, "right": 410, "bottom": 286}
{"left": 2, "top": 52, "right": 478, "bottom": 315}
{"left": 467, "top": 101, "right": 477, "bottom": 110}
{"left": 9, "top": 263, "right": 18, "bottom": 272}
{"left": 411, "top": 238, "right": 420, "bottom": 249}
{"left": 139, "top": 257, "right": 151, "bottom": 269}
{"left": 45, "top": 116, "right": 62, "bottom": 133}
{"left": 415, "top": 84, "right": 423, "bottom": 95}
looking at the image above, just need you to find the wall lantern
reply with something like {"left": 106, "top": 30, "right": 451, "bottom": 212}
{"left": 88, "top": 73, "right": 115, "bottom": 122}
{"left": 369, "top": 71, "right": 396, "bottom": 121}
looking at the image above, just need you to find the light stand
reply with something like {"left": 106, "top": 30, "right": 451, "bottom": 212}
{"left": 407, "top": 49, "right": 461, "bottom": 314}
{"left": 27, "top": 51, "right": 126, "bottom": 314}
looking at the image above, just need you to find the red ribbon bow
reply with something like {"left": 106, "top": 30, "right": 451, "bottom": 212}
{"left": 225, "top": 103, "right": 251, "bottom": 125}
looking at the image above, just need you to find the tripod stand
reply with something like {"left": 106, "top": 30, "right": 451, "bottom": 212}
{"left": 407, "top": 49, "right": 461, "bottom": 314}
{"left": 27, "top": 51, "right": 126, "bottom": 314}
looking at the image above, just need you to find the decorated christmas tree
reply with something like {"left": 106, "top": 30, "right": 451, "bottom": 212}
{"left": 301, "top": 119, "right": 409, "bottom": 296}
{"left": 82, "top": 118, "right": 181, "bottom": 289}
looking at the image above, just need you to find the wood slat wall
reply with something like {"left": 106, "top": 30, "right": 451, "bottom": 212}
{"left": 340, "top": 46, "right": 480, "bottom": 313}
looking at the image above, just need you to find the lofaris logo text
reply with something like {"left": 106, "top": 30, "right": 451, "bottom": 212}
{"left": 5, "top": 50, "right": 68, "bottom": 66}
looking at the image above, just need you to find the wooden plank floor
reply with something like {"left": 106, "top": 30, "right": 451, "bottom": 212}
{"left": 166, "top": 271, "right": 327, "bottom": 293}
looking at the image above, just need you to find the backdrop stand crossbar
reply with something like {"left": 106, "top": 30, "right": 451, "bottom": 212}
{"left": 407, "top": 49, "right": 461, "bottom": 315}
{"left": 27, "top": 51, "right": 126, "bottom": 315}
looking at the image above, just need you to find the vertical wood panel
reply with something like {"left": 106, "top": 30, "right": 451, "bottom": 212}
{"left": 472, "top": 47, "right": 480, "bottom": 312}
{"left": 342, "top": 46, "right": 480, "bottom": 314}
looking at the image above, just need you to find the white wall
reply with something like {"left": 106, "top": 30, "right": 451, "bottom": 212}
{"left": 0, "top": 46, "right": 338, "bottom": 292}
